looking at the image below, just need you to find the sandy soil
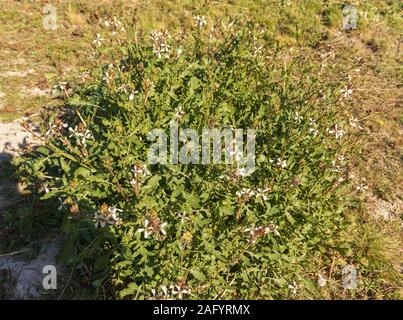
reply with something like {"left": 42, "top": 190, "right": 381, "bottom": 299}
{"left": 0, "top": 238, "right": 62, "bottom": 299}
{"left": 0, "top": 119, "right": 62, "bottom": 299}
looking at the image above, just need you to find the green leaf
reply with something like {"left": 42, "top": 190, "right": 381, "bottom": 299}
{"left": 191, "top": 269, "right": 206, "bottom": 281}
{"left": 189, "top": 76, "right": 200, "bottom": 90}
{"left": 74, "top": 167, "right": 91, "bottom": 178}
{"left": 60, "top": 158, "right": 70, "bottom": 173}
{"left": 94, "top": 254, "right": 110, "bottom": 273}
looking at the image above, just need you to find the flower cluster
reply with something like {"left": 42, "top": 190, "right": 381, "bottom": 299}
{"left": 151, "top": 284, "right": 191, "bottom": 300}
{"left": 150, "top": 30, "right": 171, "bottom": 59}
{"left": 309, "top": 118, "right": 319, "bottom": 137}
{"left": 94, "top": 205, "right": 123, "bottom": 228}
{"left": 132, "top": 163, "right": 150, "bottom": 178}
{"left": 174, "top": 106, "right": 185, "bottom": 120}
{"left": 45, "top": 118, "right": 68, "bottom": 136}
{"left": 68, "top": 125, "right": 93, "bottom": 147}
{"left": 331, "top": 155, "right": 347, "bottom": 173}
{"left": 78, "top": 71, "right": 91, "bottom": 83}
{"left": 103, "top": 16, "right": 125, "bottom": 36}
{"left": 244, "top": 223, "right": 280, "bottom": 244}
{"left": 137, "top": 218, "right": 168, "bottom": 239}
{"left": 236, "top": 187, "right": 271, "bottom": 201}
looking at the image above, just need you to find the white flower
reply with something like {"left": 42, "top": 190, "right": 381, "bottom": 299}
{"left": 57, "top": 198, "right": 66, "bottom": 211}
{"left": 102, "top": 71, "right": 111, "bottom": 85}
{"left": 243, "top": 227, "right": 258, "bottom": 243}
{"left": 93, "top": 33, "right": 104, "bottom": 47}
{"left": 137, "top": 219, "right": 167, "bottom": 238}
{"left": 94, "top": 206, "right": 123, "bottom": 228}
{"left": 81, "top": 129, "right": 93, "bottom": 146}
{"left": 338, "top": 155, "right": 346, "bottom": 162}
{"left": 340, "top": 86, "right": 353, "bottom": 99}
{"left": 328, "top": 124, "right": 345, "bottom": 139}
{"left": 69, "top": 125, "right": 80, "bottom": 135}
{"left": 265, "top": 222, "right": 280, "bottom": 236}
{"left": 309, "top": 118, "right": 319, "bottom": 137}
{"left": 169, "top": 285, "right": 191, "bottom": 299}
{"left": 45, "top": 121, "right": 67, "bottom": 136}
{"left": 40, "top": 184, "right": 50, "bottom": 194}
{"left": 253, "top": 45, "right": 263, "bottom": 56}
{"left": 160, "top": 222, "right": 167, "bottom": 235}
{"left": 236, "top": 188, "right": 255, "bottom": 198}
{"left": 45, "top": 124, "right": 57, "bottom": 136}
{"left": 78, "top": 71, "right": 90, "bottom": 82}
{"left": 228, "top": 139, "right": 243, "bottom": 162}
{"left": 288, "top": 282, "right": 298, "bottom": 294}
{"left": 150, "top": 30, "right": 171, "bottom": 59}
{"left": 130, "top": 178, "right": 136, "bottom": 187}
{"left": 356, "top": 183, "right": 368, "bottom": 192}
{"left": 104, "top": 17, "right": 124, "bottom": 35}
{"left": 195, "top": 15, "right": 207, "bottom": 28}
{"left": 309, "top": 118, "right": 316, "bottom": 126}
{"left": 137, "top": 219, "right": 151, "bottom": 238}
{"left": 68, "top": 126, "right": 93, "bottom": 146}
{"left": 170, "top": 285, "right": 179, "bottom": 296}
{"left": 317, "top": 275, "right": 327, "bottom": 287}
{"left": 236, "top": 187, "right": 270, "bottom": 201}
{"left": 155, "top": 43, "right": 171, "bottom": 59}
{"left": 174, "top": 107, "right": 185, "bottom": 120}
{"left": 94, "top": 212, "right": 108, "bottom": 228}
{"left": 244, "top": 223, "right": 279, "bottom": 243}
{"left": 117, "top": 84, "right": 130, "bottom": 93}
{"left": 294, "top": 112, "right": 303, "bottom": 124}
{"left": 132, "top": 164, "right": 150, "bottom": 178}
{"left": 236, "top": 167, "right": 247, "bottom": 177}
{"left": 331, "top": 162, "right": 341, "bottom": 172}
{"left": 151, "top": 284, "right": 191, "bottom": 300}
{"left": 108, "top": 206, "right": 123, "bottom": 222}
{"left": 180, "top": 212, "right": 188, "bottom": 224}
{"left": 308, "top": 118, "right": 319, "bottom": 136}
{"left": 255, "top": 188, "right": 270, "bottom": 201}
{"left": 129, "top": 90, "right": 138, "bottom": 101}
{"left": 53, "top": 81, "right": 68, "bottom": 93}
{"left": 349, "top": 116, "right": 363, "bottom": 129}
{"left": 309, "top": 127, "right": 319, "bottom": 137}
{"left": 160, "top": 285, "right": 168, "bottom": 298}
{"left": 276, "top": 158, "right": 287, "bottom": 168}
{"left": 331, "top": 155, "right": 347, "bottom": 172}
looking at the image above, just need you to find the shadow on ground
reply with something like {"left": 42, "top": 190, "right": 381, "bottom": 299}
{"left": 0, "top": 151, "right": 63, "bottom": 300}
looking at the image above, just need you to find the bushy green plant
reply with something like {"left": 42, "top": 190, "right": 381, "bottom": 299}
{"left": 18, "top": 20, "right": 355, "bottom": 299}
